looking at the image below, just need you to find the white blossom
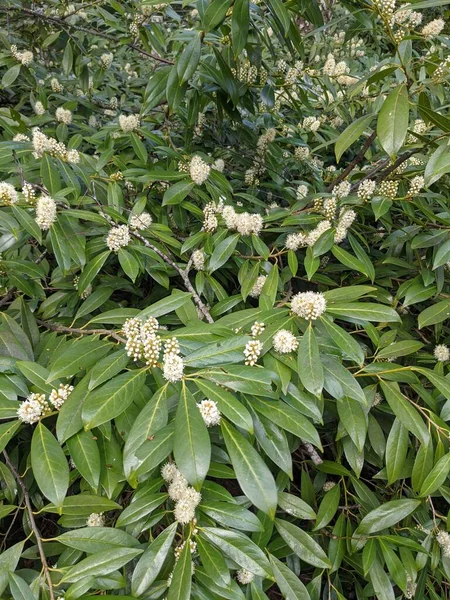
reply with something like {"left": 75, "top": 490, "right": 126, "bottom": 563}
{"left": 106, "top": 225, "right": 130, "bottom": 251}
{"left": 302, "top": 116, "right": 321, "bottom": 132}
{"left": 192, "top": 249, "right": 205, "bottom": 271}
{"left": 119, "top": 114, "right": 140, "bottom": 132}
{"left": 35, "top": 195, "right": 57, "bottom": 230}
{"left": 334, "top": 180, "right": 351, "bottom": 199}
{"left": 357, "top": 179, "right": 376, "bottom": 201}
{"left": 100, "top": 52, "right": 113, "bottom": 68}
{"left": 323, "top": 481, "right": 336, "bottom": 492}
{"left": 421, "top": 18, "right": 445, "bottom": 38}
{"left": 251, "top": 321, "right": 265, "bottom": 337}
{"left": 436, "top": 530, "right": 450, "bottom": 557}
{"left": 34, "top": 101, "right": 46, "bottom": 115}
{"left": 197, "top": 399, "right": 221, "bottom": 427}
{"left": 249, "top": 275, "right": 267, "bottom": 298}
{"left": 11, "top": 45, "right": 33, "bottom": 66}
{"left": 189, "top": 155, "right": 210, "bottom": 185}
{"left": 434, "top": 344, "right": 449, "bottom": 362}
{"left": 213, "top": 158, "right": 225, "bottom": 172}
{"left": 297, "top": 184, "right": 308, "bottom": 199}
{"left": 273, "top": 329, "right": 298, "bottom": 353}
{"left": 55, "top": 107, "right": 72, "bottom": 124}
{"left": 130, "top": 212, "right": 152, "bottom": 230}
{"left": 13, "top": 133, "right": 30, "bottom": 142}
{"left": 50, "top": 78, "right": 63, "bottom": 93}
{"left": 17, "top": 395, "right": 45, "bottom": 424}
{"left": 87, "top": 513, "right": 105, "bottom": 527}
{"left": 0, "top": 182, "right": 18, "bottom": 205}
{"left": 291, "top": 291, "right": 327, "bottom": 320}
{"left": 49, "top": 384, "right": 73, "bottom": 409}
{"left": 408, "top": 175, "right": 424, "bottom": 196}
{"left": 22, "top": 183, "right": 35, "bottom": 203}
{"left": 244, "top": 339, "right": 262, "bottom": 366}
{"left": 161, "top": 462, "right": 178, "bottom": 482}
{"left": 236, "top": 569, "right": 254, "bottom": 585}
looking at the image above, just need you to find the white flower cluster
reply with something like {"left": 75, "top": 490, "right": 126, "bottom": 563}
{"left": 32, "top": 100, "right": 45, "bottom": 115}
{"left": 35, "top": 195, "right": 57, "bottom": 230}
{"left": 297, "top": 184, "right": 308, "bottom": 199}
{"left": 295, "top": 146, "right": 310, "bottom": 161}
{"left": 322, "top": 54, "right": 351, "bottom": 81}
{"left": 434, "top": 57, "right": 450, "bottom": 80}
{"left": 286, "top": 220, "right": 331, "bottom": 251}
{"left": 55, "top": 107, "right": 73, "bottom": 125}
{"left": 291, "top": 291, "right": 327, "bottom": 320}
{"left": 436, "top": 530, "right": 450, "bottom": 557}
{"left": 249, "top": 275, "right": 267, "bottom": 298}
{"left": 323, "top": 481, "right": 336, "bottom": 492}
{"left": 407, "top": 175, "right": 424, "bottom": 196}
{"left": 244, "top": 339, "right": 262, "bottom": 366}
{"left": 372, "top": 392, "right": 383, "bottom": 407}
{"left": 392, "top": 5, "right": 422, "bottom": 28}
{"left": 123, "top": 316, "right": 161, "bottom": 366}
{"left": 0, "top": 182, "right": 18, "bottom": 205}
{"left": 31, "top": 128, "right": 80, "bottom": 163}
{"left": 245, "top": 128, "right": 276, "bottom": 185}
{"left": 17, "top": 384, "right": 71, "bottom": 424}
{"left": 130, "top": 212, "right": 152, "bottom": 230}
{"left": 213, "top": 158, "right": 225, "bottom": 172}
{"left": 421, "top": 18, "right": 445, "bottom": 39}
{"left": 100, "top": 52, "right": 113, "bottom": 68}
{"left": 236, "top": 569, "right": 254, "bottom": 585}
{"left": 222, "top": 205, "right": 264, "bottom": 236}
{"left": 357, "top": 179, "right": 376, "bottom": 201}
{"left": 189, "top": 155, "right": 210, "bottom": 185}
{"left": 50, "top": 78, "right": 64, "bottom": 93}
{"left": 378, "top": 180, "right": 399, "bottom": 199}
{"left": 163, "top": 337, "right": 184, "bottom": 382}
{"left": 405, "top": 575, "right": 417, "bottom": 600}
{"left": 197, "top": 399, "right": 221, "bottom": 427}
{"left": 87, "top": 513, "right": 105, "bottom": 527}
{"left": 273, "top": 329, "right": 298, "bottom": 353}
{"left": 11, "top": 45, "right": 33, "bottom": 66}
{"left": 106, "top": 225, "right": 130, "bottom": 251}
{"left": 334, "top": 209, "right": 356, "bottom": 243}
{"left": 22, "top": 183, "right": 36, "bottom": 203}
{"left": 191, "top": 249, "right": 205, "bottom": 271}
{"left": 434, "top": 344, "right": 449, "bottom": 362}
{"left": 334, "top": 180, "right": 351, "bottom": 199}
{"left": 119, "top": 114, "right": 140, "bottom": 132}
{"left": 49, "top": 384, "right": 74, "bottom": 409}
{"left": 162, "top": 462, "right": 201, "bottom": 524}
{"left": 302, "top": 116, "right": 321, "bottom": 132}
{"left": 13, "top": 133, "right": 30, "bottom": 142}
{"left": 202, "top": 202, "right": 219, "bottom": 232}
{"left": 251, "top": 321, "right": 265, "bottom": 337}
{"left": 373, "top": 0, "right": 396, "bottom": 18}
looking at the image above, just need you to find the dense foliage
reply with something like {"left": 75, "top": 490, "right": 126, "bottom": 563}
{"left": 1, "top": 0, "right": 450, "bottom": 598}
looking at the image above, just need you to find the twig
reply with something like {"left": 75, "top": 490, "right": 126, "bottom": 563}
{"left": 1, "top": 6, "right": 173, "bottom": 65}
{"left": 302, "top": 442, "right": 323, "bottom": 465}
{"left": 37, "top": 320, "right": 126, "bottom": 343}
{"left": 327, "top": 132, "right": 377, "bottom": 192}
{"left": 2, "top": 451, "right": 55, "bottom": 600}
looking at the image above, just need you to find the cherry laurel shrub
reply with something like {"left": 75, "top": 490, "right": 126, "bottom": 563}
{"left": 0, "top": 0, "right": 450, "bottom": 598}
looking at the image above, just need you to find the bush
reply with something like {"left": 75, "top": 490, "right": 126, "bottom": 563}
{"left": 1, "top": 1, "right": 450, "bottom": 598}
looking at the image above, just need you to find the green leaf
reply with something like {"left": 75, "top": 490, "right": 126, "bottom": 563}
{"left": 202, "top": 0, "right": 233, "bottom": 31}
{"left": 185, "top": 336, "right": 250, "bottom": 368}
{"left": 380, "top": 381, "right": 429, "bottom": 446}
{"left": 232, "top": 0, "right": 249, "bottom": 55}
{"left": 201, "top": 527, "right": 271, "bottom": 577}
{"left": 163, "top": 180, "right": 195, "bottom": 206}
{"left": 82, "top": 369, "right": 147, "bottom": 430}
{"left": 62, "top": 41, "right": 73, "bottom": 74}
{"left": 319, "top": 317, "right": 364, "bottom": 366}
{"left": 40, "top": 155, "right": 61, "bottom": 194}
{"left": 377, "top": 340, "right": 423, "bottom": 360}
{"left": 2, "top": 64, "right": 21, "bottom": 88}
{"left": 56, "top": 527, "right": 141, "bottom": 553}
{"left": 0, "top": 421, "right": 21, "bottom": 453}
{"left": 331, "top": 245, "right": 372, "bottom": 279}
{"left": 251, "top": 398, "right": 321, "bottom": 448}
{"left": 167, "top": 539, "right": 192, "bottom": 600}
{"left": 9, "top": 573, "right": 34, "bottom": 600}
{"left": 269, "top": 554, "right": 310, "bottom": 600}
{"left": 335, "top": 114, "right": 374, "bottom": 162}
{"left": 327, "top": 303, "right": 401, "bottom": 323}
{"left": 66, "top": 430, "right": 101, "bottom": 489}
{"left": 424, "top": 142, "right": 450, "bottom": 186}
{"left": 298, "top": 324, "right": 323, "bottom": 396}
{"left": 88, "top": 349, "right": 129, "bottom": 390}
{"left": 418, "top": 300, "right": 450, "bottom": 328}
{"left": 138, "top": 290, "right": 192, "bottom": 319}
{"left": 221, "top": 420, "right": 277, "bottom": 517}
{"left": 173, "top": 384, "right": 211, "bottom": 486}
{"left": 385, "top": 419, "right": 408, "bottom": 485}
{"left": 369, "top": 559, "right": 395, "bottom": 600}
{"left": 131, "top": 523, "right": 178, "bottom": 596}
{"left": 115, "top": 493, "right": 167, "bottom": 527}
{"left": 31, "top": 423, "right": 69, "bottom": 508}
{"left": 0, "top": 313, "right": 34, "bottom": 360}
{"left": 356, "top": 499, "right": 420, "bottom": 534}
{"left": 433, "top": 239, "right": 450, "bottom": 270}
{"left": 177, "top": 34, "right": 202, "bottom": 83}
{"left": 61, "top": 548, "right": 143, "bottom": 583}
{"left": 118, "top": 248, "right": 139, "bottom": 282}
{"left": 209, "top": 234, "right": 239, "bottom": 273}
{"left": 200, "top": 501, "right": 264, "bottom": 532}
{"left": 419, "top": 453, "right": 450, "bottom": 497}
{"left": 47, "top": 337, "right": 113, "bottom": 381}
{"left": 314, "top": 483, "right": 341, "bottom": 531}
{"left": 44, "top": 495, "right": 121, "bottom": 515}
{"left": 377, "top": 85, "right": 409, "bottom": 157}
{"left": 0, "top": 542, "right": 25, "bottom": 596}
{"left": 275, "top": 518, "right": 331, "bottom": 569}
{"left": 77, "top": 251, "right": 110, "bottom": 295}
{"left": 130, "top": 132, "right": 148, "bottom": 162}
{"left": 196, "top": 535, "right": 231, "bottom": 586}
{"left": 337, "top": 397, "right": 367, "bottom": 452}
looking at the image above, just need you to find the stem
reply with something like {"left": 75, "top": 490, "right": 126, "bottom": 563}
{"left": 302, "top": 442, "right": 323, "bottom": 465}
{"left": 37, "top": 320, "right": 126, "bottom": 343}
{"left": 2, "top": 451, "right": 55, "bottom": 600}
{"left": 327, "top": 131, "right": 377, "bottom": 192}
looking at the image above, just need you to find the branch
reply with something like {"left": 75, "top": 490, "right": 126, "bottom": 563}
{"left": 302, "top": 442, "right": 323, "bottom": 465}
{"left": 1, "top": 6, "right": 173, "bottom": 65}
{"left": 2, "top": 451, "right": 55, "bottom": 600}
{"left": 327, "top": 132, "right": 377, "bottom": 192}
{"left": 37, "top": 320, "right": 125, "bottom": 343}
{"left": 98, "top": 209, "right": 214, "bottom": 324}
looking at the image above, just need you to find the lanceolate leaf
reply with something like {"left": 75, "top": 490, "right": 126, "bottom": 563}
{"left": 31, "top": 423, "right": 69, "bottom": 508}
{"left": 298, "top": 324, "right": 324, "bottom": 396}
